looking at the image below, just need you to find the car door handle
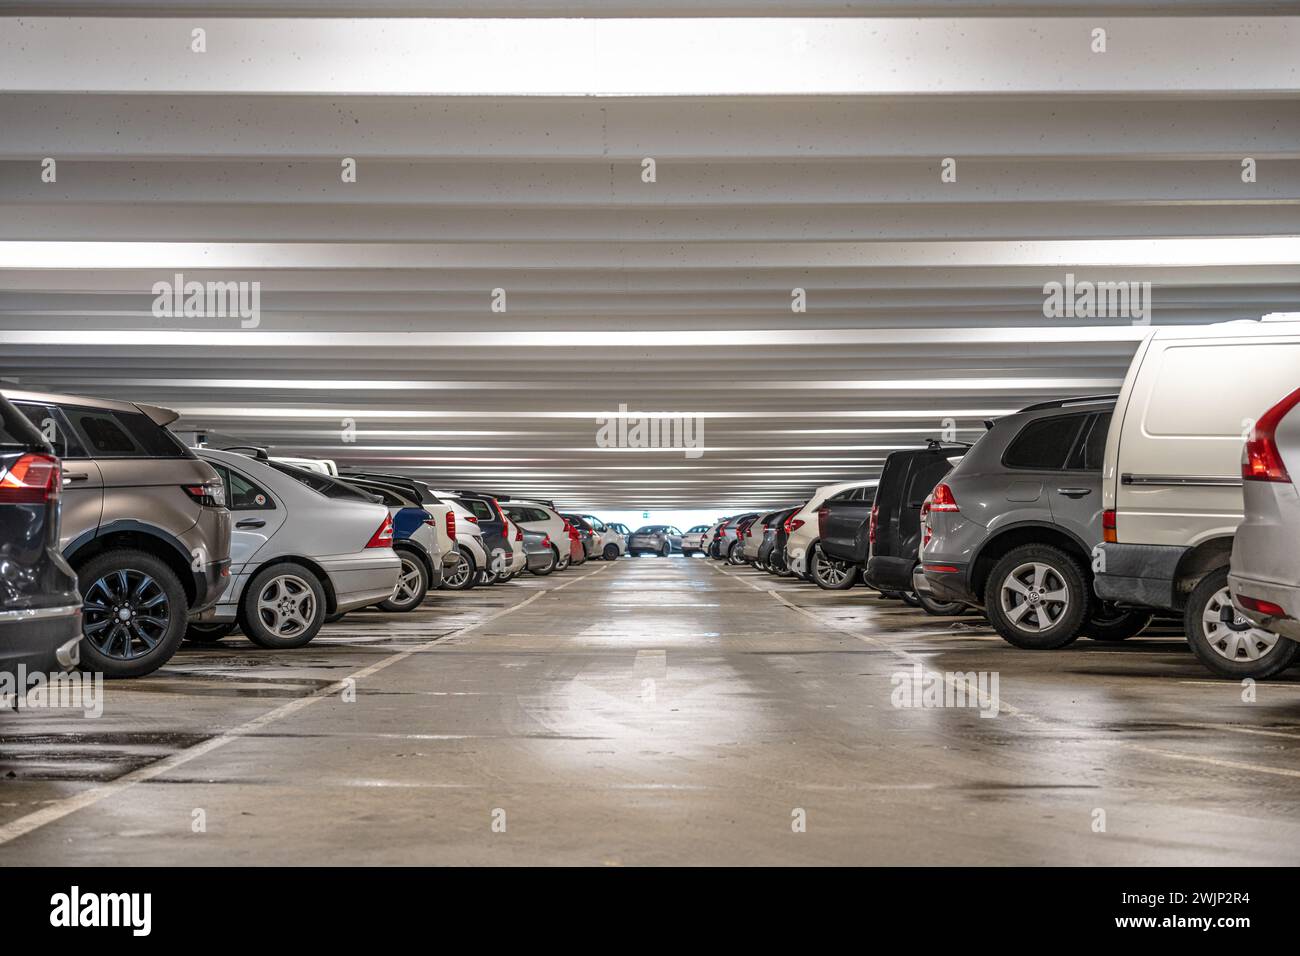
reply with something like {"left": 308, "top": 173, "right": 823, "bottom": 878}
{"left": 236, "top": 518, "right": 267, "bottom": 529}
{"left": 1056, "top": 487, "right": 1092, "bottom": 498}
{"left": 62, "top": 472, "right": 90, "bottom": 485}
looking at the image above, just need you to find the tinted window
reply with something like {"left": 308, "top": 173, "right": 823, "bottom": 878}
{"left": 1067, "top": 412, "right": 1112, "bottom": 472}
{"left": 12, "top": 402, "right": 82, "bottom": 457}
{"left": 458, "top": 498, "right": 497, "bottom": 522}
{"left": 0, "top": 397, "right": 46, "bottom": 449}
{"left": 1002, "top": 415, "right": 1087, "bottom": 470}
{"left": 212, "top": 463, "right": 276, "bottom": 511}
{"left": 61, "top": 405, "right": 187, "bottom": 459}
{"left": 269, "top": 462, "right": 378, "bottom": 501}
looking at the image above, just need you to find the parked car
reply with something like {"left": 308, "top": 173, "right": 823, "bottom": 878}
{"left": 334, "top": 475, "right": 443, "bottom": 612}
{"left": 189, "top": 448, "right": 400, "bottom": 648}
{"left": 501, "top": 500, "right": 569, "bottom": 572}
{"left": 520, "top": 527, "right": 559, "bottom": 575}
{"left": 921, "top": 396, "right": 1150, "bottom": 649}
{"left": 681, "top": 525, "right": 711, "bottom": 556}
{"left": 767, "top": 508, "right": 804, "bottom": 575}
{"left": 1230, "top": 385, "right": 1300, "bottom": 652}
{"left": 866, "top": 443, "right": 969, "bottom": 614}
{"left": 704, "top": 516, "right": 730, "bottom": 558}
{"left": 2, "top": 388, "right": 231, "bottom": 678}
{"left": 629, "top": 525, "right": 682, "bottom": 557}
{"left": 337, "top": 471, "right": 459, "bottom": 591}
{"left": 270, "top": 455, "right": 339, "bottom": 476}
{"left": 1093, "top": 316, "right": 1300, "bottom": 677}
{"left": 606, "top": 522, "right": 631, "bottom": 545}
{"left": 452, "top": 491, "right": 513, "bottom": 583}
{"left": 756, "top": 509, "right": 795, "bottom": 572}
{"left": 563, "top": 517, "right": 585, "bottom": 566}
{"left": 0, "top": 393, "right": 82, "bottom": 680}
{"left": 561, "top": 514, "right": 602, "bottom": 560}
{"left": 580, "top": 514, "right": 625, "bottom": 560}
{"left": 714, "top": 513, "right": 757, "bottom": 562}
{"left": 786, "top": 482, "right": 876, "bottom": 580}
{"left": 814, "top": 493, "right": 875, "bottom": 589}
{"left": 740, "top": 511, "right": 781, "bottom": 565}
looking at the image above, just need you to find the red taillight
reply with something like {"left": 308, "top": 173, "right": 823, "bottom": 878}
{"left": 366, "top": 514, "right": 394, "bottom": 549}
{"left": 465, "top": 515, "right": 479, "bottom": 524}
{"left": 930, "top": 483, "right": 959, "bottom": 513}
{"left": 920, "top": 498, "right": 933, "bottom": 548}
{"left": 787, "top": 517, "right": 805, "bottom": 533}
{"left": 1243, "top": 386, "right": 1300, "bottom": 483}
{"left": 0, "top": 453, "right": 60, "bottom": 505}
{"left": 515, "top": 524, "right": 523, "bottom": 542}
{"left": 868, "top": 503, "right": 879, "bottom": 545}
{"left": 182, "top": 481, "right": 225, "bottom": 508}
{"left": 446, "top": 509, "right": 456, "bottom": 540}
{"left": 1237, "top": 594, "right": 1290, "bottom": 619}
{"left": 1102, "top": 508, "right": 1117, "bottom": 544}
{"left": 541, "top": 534, "right": 551, "bottom": 549}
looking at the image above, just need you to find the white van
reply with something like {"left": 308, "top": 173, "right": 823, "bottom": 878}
{"left": 1095, "top": 315, "right": 1300, "bottom": 678}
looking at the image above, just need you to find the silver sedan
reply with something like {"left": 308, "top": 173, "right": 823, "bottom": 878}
{"left": 628, "top": 525, "right": 683, "bottom": 557}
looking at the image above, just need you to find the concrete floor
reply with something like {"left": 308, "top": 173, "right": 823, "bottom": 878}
{"left": 3, "top": 555, "right": 1300, "bottom": 865}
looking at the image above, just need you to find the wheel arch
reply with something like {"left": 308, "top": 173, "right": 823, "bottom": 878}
{"left": 970, "top": 521, "right": 1093, "bottom": 601}
{"left": 245, "top": 555, "right": 337, "bottom": 615}
{"left": 66, "top": 521, "right": 198, "bottom": 607}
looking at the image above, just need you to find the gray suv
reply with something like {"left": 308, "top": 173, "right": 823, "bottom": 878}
{"left": 920, "top": 396, "right": 1150, "bottom": 649}
{"left": 1, "top": 388, "right": 231, "bottom": 678}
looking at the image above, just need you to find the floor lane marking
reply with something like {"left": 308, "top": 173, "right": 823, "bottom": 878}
{"left": 0, "top": 563, "right": 609, "bottom": 848}
{"left": 708, "top": 561, "right": 1300, "bottom": 780}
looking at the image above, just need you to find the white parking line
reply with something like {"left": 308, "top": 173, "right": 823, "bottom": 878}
{"left": 0, "top": 563, "right": 608, "bottom": 849}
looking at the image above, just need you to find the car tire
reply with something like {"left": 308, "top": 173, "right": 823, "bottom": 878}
{"left": 660, "top": 542, "right": 671, "bottom": 558}
{"left": 530, "top": 546, "right": 559, "bottom": 576}
{"left": 811, "top": 545, "right": 856, "bottom": 590}
{"left": 603, "top": 544, "right": 620, "bottom": 561}
{"left": 984, "top": 544, "right": 1089, "bottom": 650}
{"left": 1083, "top": 604, "right": 1152, "bottom": 642}
{"left": 239, "top": 562, "right": 327, "bottom": 650}
{"left": 78, "top": 549, "right": 189, "bottom": 678}
{"left": 442, "top": 548, "right": 478, "bottom": 590}
{"left": 898, "top": 590, "right": 921, "bottom": 607}
{"left": 917, "top": 591, "right": 966, "bottom": 616}
{"left": 1184, "top": 567, "right": 1300, "bottom": 679}
{"left": 379, "top": 550, "right": 429, "bottom": 612}
{"left": 185, "top": 621, "right": 237, "bottom": 644}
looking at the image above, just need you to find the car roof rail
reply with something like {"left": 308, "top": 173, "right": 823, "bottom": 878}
{"left": 1018, "top": 394, "right": 1119, "bottom": 413}
{"left": 220, "top": 445, "right": 269, "bottom": 460}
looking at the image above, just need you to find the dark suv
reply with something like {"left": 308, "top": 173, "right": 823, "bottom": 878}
{"left": 2, "top": 389, "right": 231, "bottom": 677}
{"left": 0, "top": 394, "right": 82, "bottom": 680}
{"left": 920, "top": 396, "right": 1150, "bottom": 649}
{"left": 865, "top": 441, "right": 969, "bottom": 613}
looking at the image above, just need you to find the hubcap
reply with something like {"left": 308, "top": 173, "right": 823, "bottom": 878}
{"left": 815, "top": 551, "right": 849, "bottom": 585}
{"left": 82, "top": 568, "right": 170, "bottom": 660}
{"left": 1000, "top": 561, "right": 1070, "bottom": 632}
{"left": 1202, "top": 586, "right": 1279, "bottom": 662}
{"left": 391, "top": 557, "right": 423, "bottom": 606}
{"left": 255, "top": 573, "right": 317, "bottom": 638}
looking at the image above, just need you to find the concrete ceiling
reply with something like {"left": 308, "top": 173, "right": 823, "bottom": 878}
{"left": 1, "top": 9, "right": 1298, "bottom": 509}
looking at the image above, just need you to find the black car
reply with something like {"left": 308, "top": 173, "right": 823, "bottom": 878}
{"left": 0, "top": 393, "right": 82, "bottom": 682}
{"left": 865, "top": 441, "right": 969, "bottom": 614}
{"left": 757, "top": 507, "right": 797, "bottom": 571}
{"left": 452, "top": 490, "right": 514, "bottom": 582}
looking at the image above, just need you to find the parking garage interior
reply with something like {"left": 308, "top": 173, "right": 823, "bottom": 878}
{"left": 1, "top": 2, "right": 1299, "bottom": 897}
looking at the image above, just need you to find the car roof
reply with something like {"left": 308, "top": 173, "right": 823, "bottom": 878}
{"left": 0, "top": 387, "right": 181, "bottom": 427}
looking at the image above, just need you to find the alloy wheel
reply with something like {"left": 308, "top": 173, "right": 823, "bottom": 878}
{"left": 390, "top": 556, "right": 424, "bottom": 608}
{"left": 999, "top": 561, "right": 1069, "bottom": 632}
{"left": 83, "top": 568, "right": 172, "bottom": 660}
{"left": 255, "top": 573, "right": 317, "bottom": 639}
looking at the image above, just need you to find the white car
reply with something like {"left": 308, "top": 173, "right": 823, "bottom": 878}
{"left": 501, "top": 500, "right": 570, "bottom": 570}
{"left": 429, "top": 489, "right": 491, "bottom": 590}
{"left": 681, "top": 525, "right": 711, "bottom": 556}
{"left": 786, "top": 480, "right": 878, "bottom": 579}
{"left": 1095, "top": 314, "right": 1300, "bottom": 679}
{"left": 580, "top": 514, "right": 626, "bottom": 560}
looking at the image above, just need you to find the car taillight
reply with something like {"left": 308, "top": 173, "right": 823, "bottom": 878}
{"left": 868, "top": 503, "right": 879, "bottom": 545}
{"left": 515, "top": 525, "right": 523, "bottom": 542}
{"left": 446, "top": 510, "right": 456, "bottom": 540}
{"left": 541, "top": 534, "right": 551, "bottom": 548}
{"left": 366, "top": 514, "right": 394, "bottom": 548}
{"left": 787, "top": 517, "right": 805, "bottom": 533}
{"left": 182, "top": 480, "right": 225, "bottom": 508}
{"left": 1237, "top": 594, "right": 1290, "bottom": 619}
{"left": 930, "top": 483, "right": 959, "bottom": 512}
{"left": 1243, "top": 386, "right": 1300, "bottom": 483}
{"left": 1102, "top": 508, "right": 1117, "bottom": 544}
{"left": 465, "top": 515, "right": 479, "bottom": 524}
{"left": 0, "top": 453, "right": 61, "bottom": 505}
{"left": 920, "top": 499, "right": 932, "bottom": 549}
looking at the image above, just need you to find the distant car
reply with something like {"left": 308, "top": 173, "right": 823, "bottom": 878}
{"left": 453, "top": 491, "right": 514, "bottom": 583}
{"left": 606, "top": 522, "right": 631, "bottom": 544}
{"left": 680, "top": 525, "right": 711, "bottom": 556}
{"left": 519, "top": 527, "right": 559, "bottom": 575}
{"left": 742, "top": 511, "right": 783, "bottom": 565}
{"left": 336, "top": 472, "right": 460, "bottom": 593}
{"left": 757, "top": 508, "right": 797, "bottom": 571}
{"left": 580, "top": 514, "right": 625, "bottom": 560}
{"left": 336, "top": 475, "right": 443, "bottom": 612}
{"left": 714, "top": 513, "right": 758, "bottom": 562}
{"left": 0, "top": 394, "right": 82, "bottom": 680}
{"left": 190, "top": 448, "right": 400, "bottom": 648}
{"left": 502, "top": 500, "right": 569, "bottom": 572}
{"left": 787, "top": 482, "right": 876, "bottom": 581}
{"left": 561, "top": 514, "right": 602, "bottom": 560}
{"left": 563, "top": 517, "right": 585, "bottom": 566}
{"left": 4, "top": 388, "right": 231, "bottom": 678}
{"left": 629, "top": 525, "right": 682, "bottom": 556}
{"left": 1230, "top": 385, "right": 1300, "bottom": 651}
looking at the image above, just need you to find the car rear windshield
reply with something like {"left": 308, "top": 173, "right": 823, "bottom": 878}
{"left": 60, "top": 405, "right": 189, "bottom": 459}
{"left": 268, "top": 461, "right": 380, "bottom": 501}
{"left": 457, "top": 498, "right": 498, "bottom": 522}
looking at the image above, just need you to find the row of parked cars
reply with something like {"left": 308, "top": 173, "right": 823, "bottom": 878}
{"left": 0, "top": 386, "right": 633, "bottom": 681}
{"left": 698, "top": 316, "right": 1300, "bottom": 680}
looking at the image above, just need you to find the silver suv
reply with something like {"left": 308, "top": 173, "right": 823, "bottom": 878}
{"left": 2, "top": 388, "right": 231, "bottom": 678}
{"left": 921, "top": 396, "right": 1150, "bottom": 649}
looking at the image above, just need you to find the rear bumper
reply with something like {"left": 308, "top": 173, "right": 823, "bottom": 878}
{"left": 323, "top": 552, "right": 402, "bottom": 613}
{"left": 866, "top": 555, "right": 915, "bottom": 592}
{"left": 920, "top": 563, "right": 977, "bottom": 604}
{"left": 190, "top": 558, "right": 231, "bottom": 614}
{"left": 0, "top": 604, "right": 82, "bottom": 678}
{"left": 1229, "top": 573, "right": 1300, "bottom": 643}
{"left": 1094, "top": 543, "right": 1187, "bottom": 611}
